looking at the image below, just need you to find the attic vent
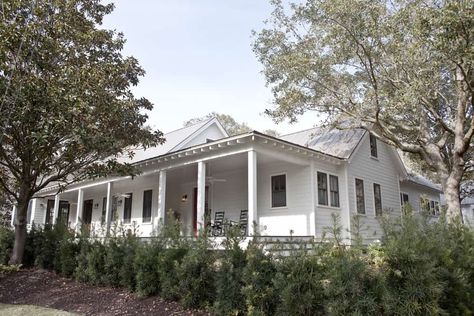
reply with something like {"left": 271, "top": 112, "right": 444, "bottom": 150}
{"left": 206, "top": 138, "right": 214, "bottom": 143}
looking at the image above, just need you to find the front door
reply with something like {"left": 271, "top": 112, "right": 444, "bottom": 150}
{"left": 192, "top": 186, "right": 209, "bottom": 235}
{"left": 83, "top": 199, "right": 93, "bottom": 227}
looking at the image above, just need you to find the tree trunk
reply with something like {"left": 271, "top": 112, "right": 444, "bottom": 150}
{"left": 442, "top": 174, "right": 464, "bottom": 223}
{"left": 8, "top": 198, "right": 29, "bottom": 265}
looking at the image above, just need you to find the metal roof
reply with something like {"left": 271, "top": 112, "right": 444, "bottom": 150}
{"left": 279, "top": 127, "right": 366, "bottom": 159}
{"left": 404, "top": 173, "right": 442, "bottom": 192}
{"left": 118, "top": 118, "right": 218, "bottom": 164}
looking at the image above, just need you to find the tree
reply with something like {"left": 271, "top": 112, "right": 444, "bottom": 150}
{"left": 184, "top": 112, "right": 252, "bottom": 136}
{"left": 184, "top": 112, "right": 280, "bottom": 137}
{"left": 0, "top": 0, "right": 163, "bottom": 264}
{"left": 254, "top": 0, "right": 473, "bottom": 220}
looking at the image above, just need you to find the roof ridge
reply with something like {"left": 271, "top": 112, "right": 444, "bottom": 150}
{"left": 165, "top": 117, "right": 213, "bottom": 135}
{"left": 280, "top": 126, "right": 320, "bottom": 137}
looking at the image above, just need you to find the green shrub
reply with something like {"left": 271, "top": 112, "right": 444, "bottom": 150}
{"left": 55, "top": 233, "right": 80, "bottom": 277}
{"left": 33, "top": 222, "right": 69, "bottom": 270}
{"left": 177, "top": 236, "right": 216, "bottom": 309}
{"left": 74, "top": 238, "right": 92, "bottom": 282}
{"left": 134, "top": 240, "right": 162, "bottom": 296}
{"left": 103, "top": 238, "right": 125, "bottom": 287}
{"left": 75, "top": 240, "right": 106, "bottom": 285}
{"left": 242, "top": 240, "right": 278, "bottom": 316}
{"left": 0, "top": 226, "right": 14, "bottom": 265}
{"left": 274, "top": 249, "right": 326, "bottom": 316}
{"left": 214, "top": 226, "right": 247, "bottom": 316}
{"left": 118, "top": 235, "right": 138, "bottom": 291}
{"left": 324, "top": 250, "right": 385, "bottom": 315}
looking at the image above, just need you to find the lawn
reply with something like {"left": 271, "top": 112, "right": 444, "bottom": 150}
{"left": 0, "top": 303, "right": 76, "bottom": 315}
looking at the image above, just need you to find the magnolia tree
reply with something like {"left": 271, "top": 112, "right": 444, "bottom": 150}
{"left": 254, "top": 0, "right": 473, "bottom": 220}
{"left": 0, "top": 1, "right": 163, "bottom": 263}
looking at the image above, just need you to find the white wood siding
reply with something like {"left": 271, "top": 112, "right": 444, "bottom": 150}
{"left": 347, "top": 135, "right": 402, "bottom": 242}
{"left": 399, "top": 181, "right": 440, "bottom": 212}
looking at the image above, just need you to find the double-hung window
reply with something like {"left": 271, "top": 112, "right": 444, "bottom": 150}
{"left": 373, "top": 183, "right": 382, "bottom": 216}
{"left": 355, "top": 178, "right": 365, "bottom": 214}
{"left": 370, "top": 134, "right": 378, "bottom": 158}
{"left": 123, "top": 193, "right": 133, "bottom": 224}
{"left": 142, "top": 190, "right": 153, "bottom": 222}
{"left": 271, "top": 174, "right": 287, "bottom": 208}
{"left": 317, "top": 172, "right": 340, "bottom": 207}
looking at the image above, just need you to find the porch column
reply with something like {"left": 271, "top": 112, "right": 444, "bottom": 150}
{"left": 156, "top": 170, "right": 167, "bottom": 231}
{"left": 11, "top": 205, "right": 16, "bottom": 227}
{"left": 52, "top": 194, "right": 60, "bottom": 224}
{"left": 196, "top": 161, "right": 206, "bottom": 234}
{"left": 30, "top": 198, "right": 37, "bottom": 225}
{"left": 75, "top": 189, "right": 84, "bottom": 233}
{"left": 309, "top": 161, "right": 316, "bottom": 236}
{"left": 248, "top": 150, "right": 257, "bottom": 235}
{"left": 105, "top": 182, "right": 113, "bottom": 234}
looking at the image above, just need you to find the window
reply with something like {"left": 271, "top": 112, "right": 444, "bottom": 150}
{"left": 101, "top": 197, "right": 107, "bottom": 224}
{"left": 400, "top": 193, "right": 409, "bottom": 206}
{"left": 58, "top": 201, "right": 70, "bottom": 224}
{"left": 271, "top": 174, "right": 286, "bottom": 208}
{"left": 45, "top": 199, "right": 55, "bottom": 225}
{"left": 355, "top": 178, "right": 365, "bottom": 214}
{"left": 142, "top": 190, "right": 153, "bottom": 222}
{"left": 329, "top": 175, "right": 340, "bottom": 207}
{"left": 317, "top": 172, "right": 328, "bottom": 205}
{"left": 370, "top": 134, "right": 378, "bottom": 158}
{"left": 429, "top": 200, "right": 440, "bottom": 216}
{"left": 373, "top": 183, "right": 382, "bottom": 216}
{"left": 123, "top": 193, "right": 133, "bottom": 223}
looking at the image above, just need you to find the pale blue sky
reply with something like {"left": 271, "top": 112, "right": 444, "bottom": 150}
{"left": 103, "top": 1, "right": 319, "bottom": 134}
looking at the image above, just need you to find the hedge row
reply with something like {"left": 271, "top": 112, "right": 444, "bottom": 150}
{"left": 1, "top": 214, "right": 473, "bottom": 315}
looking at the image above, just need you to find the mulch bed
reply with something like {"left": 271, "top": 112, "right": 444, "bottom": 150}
{"left": 0, "top": 269, "right": 210, "bottom": 315}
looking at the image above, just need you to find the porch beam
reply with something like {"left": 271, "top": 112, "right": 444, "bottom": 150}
{"left": 156, "top": 170, "right": 167, "bottom": 231}
{"left": 75, "top": 189, "right": 84, "bottom": 233}
{"left": 52, "top": 194, "right": 60, "bottom": 224}
{"left": 196, "top": 161, "right": 206, "bottom": 234}
{"left": 248, "top": 150, "right": 258, "bottom": 235}
{"left": 105, "top": 182, "right": 113, "bottom": 234}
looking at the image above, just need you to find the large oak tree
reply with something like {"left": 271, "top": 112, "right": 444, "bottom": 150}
{"left": 254, "top": 0, "right": 473, "bottom": 220}
{"left": 0, "top": 0, "right": 163, "bottom": 263}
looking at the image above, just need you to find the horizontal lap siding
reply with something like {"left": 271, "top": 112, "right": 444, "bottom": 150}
{"left": 258, "top": 161, "right": 313, "bottom": 236}
{"left": 399, "top": 182, "right": 440, "bottom": 212}
{"left": 347, "top": 135, "right": 402, "bottom": 243}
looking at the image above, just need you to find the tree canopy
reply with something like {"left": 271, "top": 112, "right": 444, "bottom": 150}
{"left": 254, "top": 0, "right": 473, "bottom": 219}
{"left": 0, "top": 0, "right": 163, "bottom": 263}
{"left": 184, "top": 112, "right": 279, "bottom": 136}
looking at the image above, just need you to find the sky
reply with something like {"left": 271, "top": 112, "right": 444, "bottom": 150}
{"left": 102, "top": 1, "right": 320, "bottom": 135}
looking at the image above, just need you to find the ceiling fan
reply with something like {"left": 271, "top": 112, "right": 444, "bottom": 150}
{"left": 206, "top": 165, "right": 227, "bottom": 183}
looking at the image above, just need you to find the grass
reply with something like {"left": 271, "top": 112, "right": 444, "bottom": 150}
{"left": 0, "top": 303, "right": 76, "bottom": 316}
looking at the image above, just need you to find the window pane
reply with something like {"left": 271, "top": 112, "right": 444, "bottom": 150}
{"left": 370, "top": 135, "right": 378, "bottom": 157}
{"left": 356, "top": 179, "right": 365, "bottom": 214}
{"left": 142, "top": 190, "right": 152, "bottom": 222}
{"left": 123, "top": 193, "right": 133, "bottom": 223}
{"left": 317, "top": 172, "right": 328, "bottom": 205}
{"left": 374, "top": 183, "right": 382, "bottom": 216}
{"left": 329, "top": 175, "right": 339, "bottom": 207}
{"left": 102, "top": 197, "right": 107, "bottom": 224}
{"left": 271, "top": 175, "right": 286, "bottom": 207}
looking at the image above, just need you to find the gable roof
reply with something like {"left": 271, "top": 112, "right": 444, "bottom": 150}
{"left": 279, "top": 127, "right": 366, "bottom": 159}
{"left": 119, "top": 117, "right": 227, "bottom": 164}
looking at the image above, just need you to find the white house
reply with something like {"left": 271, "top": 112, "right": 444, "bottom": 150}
{"left": 14, "top": 117, "right": 442, "bottom": 243}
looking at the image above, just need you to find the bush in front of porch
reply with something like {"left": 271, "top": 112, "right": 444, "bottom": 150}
{"left": 1, "top": 212, "right": 473, "bottom": 315}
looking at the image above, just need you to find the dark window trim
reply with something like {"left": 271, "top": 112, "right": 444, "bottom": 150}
{"left": 123, "top": 193, "right": 133, "bottom": 223}
{"left": 142, "top": 189, "right": 153, "bottom": 223}
{"left": 373, "top": 183, "right": 382, "bottom": 216}
{"left": 355, "top": 178, "right": 365, "bottom": 214}
{"left": 329, "top": 175, "right": 340, "bottom": 207}
{"left": 370, "top": 134, "right": 378, "bottom": 158}
{"left": 271, "top": 174, "right": 287, "bottom": 208}
{"left": 317, "top": 172, "right": 328, "bottom": 206}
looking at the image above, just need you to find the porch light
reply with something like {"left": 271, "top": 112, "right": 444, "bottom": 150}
{"left": 181, "top": 194, "right": 188, "bottom": 202}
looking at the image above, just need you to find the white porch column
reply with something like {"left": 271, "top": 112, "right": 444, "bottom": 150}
{"left": 156, "top": 170, "right": 167, "bottom": 231}
{"left": 75, "top": 189, "right": 84, "bottom": 233}
{"left": 105, "top": 182, "right": 113, "bottom": 233}
{"left": 11, "top": 205, "right": 16, "bottom": 227}
{"left": 30, "top": 198, "right": 37, "bottom": 225}
{"left": 309, "top": 161, "right": 316, "bottom": 236}
{"left": 52, "top": 194, "right": 60, "bottom": 224}
{"left": 248, "top": 150, "right": 258, "bottom": 235}
{"left": 196, "top": 161, "right": 206, "bottom": 234}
